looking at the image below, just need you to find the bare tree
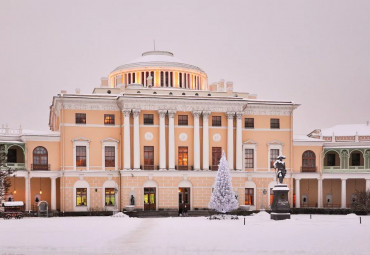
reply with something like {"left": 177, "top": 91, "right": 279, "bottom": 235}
{"left": 351, "top": 190, "right": 370, "bottom": 215}
{"left": 0, "top": 144, "right": 12, "bottom": 204}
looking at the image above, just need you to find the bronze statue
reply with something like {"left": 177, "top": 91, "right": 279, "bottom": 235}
{"left": 274, "top": 155, "right": 286, "bottom": 184}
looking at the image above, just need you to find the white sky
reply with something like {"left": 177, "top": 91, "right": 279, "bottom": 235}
{"left": 1, "top": 0, "right": 369, "bottom": 134}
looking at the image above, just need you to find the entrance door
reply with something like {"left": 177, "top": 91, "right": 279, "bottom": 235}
{"left": 178, "top": 187, "right": 190, "bottom": 211}
{"left": 144, "top": 188, "right": 156, "bottom": 211}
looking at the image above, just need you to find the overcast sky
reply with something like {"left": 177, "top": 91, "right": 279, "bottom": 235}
{"left": 1, "top": 0, "right": 369, "bottom": 135}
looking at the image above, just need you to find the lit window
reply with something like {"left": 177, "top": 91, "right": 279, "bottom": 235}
{"left": 75, "top": 113, "right": 86, "bottom": 124}
{"left": 76, "top": 146, "right": 86, "bottom": 167}
{"left": 105, "top": 188, "right": 115, "bottom": 206}
{"left": 245, "top": 188, "right": 254, "bottom": 205}
{"left": 76, "top": 188, "right": 87, "bottom": 206}
{"left": 104, "top": 114, "right": 115, "bottom": 125}
{"left": 178, "top": 146, "right": 188, "bottom": 170}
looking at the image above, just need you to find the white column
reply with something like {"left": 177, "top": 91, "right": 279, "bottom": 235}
{"left": 133, "top": 109, "right": 141, "bottom": 170}
{"left": 341, "top": 178, "right": 347, "bottom": 208}
{"left": 366, "top": 179, "right": 370, "bottom": 192}
{"left": 317, "top": 178, "right": 323, "bottom": 208}
{"left": 51, "top": 177, "right": 57, "bottom": 210}
{"left": 159, "top": 110, "right": 167, "bottom": 170}
{"left": 235, "top": 112, "right": 243, "bottom": 171}
{"left": 295, "top": 178, "right": 300, "bottom": 208}
{"left": 193, "top": 111, "right": 201, "bottom": 170}
{"left": 123, "top": 110, "right": 131, "bottom": 170}
{"left": 227, "top": 112, "right": 235, "bottom": 170}
{"left": 202, "top": 111, "right": 210, "bottom": 170}
{"left": 168, "top": 110, "right": 176, "bottom": 170}
{"left": 25, "top": 176, "right": 30, "bottom": 211}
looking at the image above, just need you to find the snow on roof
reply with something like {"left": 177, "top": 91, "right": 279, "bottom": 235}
{"left": 112, "top": 50, "right": 206, "bottom": 73}
{"left": 293, "top": 135, "right": 324, "bottom": 142}
{"left": 22, "top": 129, "right": 60, "bottom": 136}
{"left": 3, "top": 201, "right": 24, "bottom": 207}
{"left": 321, "top": 124, "right": 370, "bottom": 136}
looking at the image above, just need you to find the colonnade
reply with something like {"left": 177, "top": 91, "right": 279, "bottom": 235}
{"left": 21, "top": 176, "right": 57, "bottom": 211}
{"left": 295, "top": 177, "right": 370, "bottom": 209}
{"left": 122, "top": 109, "right": 243, "bottom": 171}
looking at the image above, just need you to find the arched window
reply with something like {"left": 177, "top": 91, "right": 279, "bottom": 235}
{"left": 33, "top": 146, "right": 48, "bottom": 170}
{"left": 302, "top": 150, "right": 316, "bottom": 172}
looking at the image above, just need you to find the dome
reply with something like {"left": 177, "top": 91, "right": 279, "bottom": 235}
{"left": 109, "top": 50, "right": 208, "bottom": 90}
{"left": 112, "top": 50, "right": 206, "bottom": 73}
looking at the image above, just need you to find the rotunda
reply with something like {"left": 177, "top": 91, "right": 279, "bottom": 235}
{"left": 108, "top": 51, "right": 208, "bottom": 90}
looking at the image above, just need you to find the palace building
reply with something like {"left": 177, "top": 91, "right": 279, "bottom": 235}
{"left": 1, "top": 50, "right": 370, "bottom": 213}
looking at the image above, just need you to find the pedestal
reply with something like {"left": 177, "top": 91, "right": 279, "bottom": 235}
{"left": 270, "top": 184, "right": 291, "bottom": 220}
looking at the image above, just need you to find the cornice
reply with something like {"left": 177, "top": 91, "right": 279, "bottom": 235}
{"left": 244, "top": 104, "right": 295, "bottom": 116}
{"left": 118, "top": 97, "right": 246, "bottom": 113}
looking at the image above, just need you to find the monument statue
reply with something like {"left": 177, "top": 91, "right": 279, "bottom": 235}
{"left": 273, "top": 155, "right": 286, "bottom": 184}
{"left": 271, "top": 155, "right": 290, "bottom": 220}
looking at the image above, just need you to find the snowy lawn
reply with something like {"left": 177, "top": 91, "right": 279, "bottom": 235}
{"left": 1, "top": 212, "right": 369, "bottom": 255}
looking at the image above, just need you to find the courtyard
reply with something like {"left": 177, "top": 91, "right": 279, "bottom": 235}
{"left": 0, "top": 212, "right": 369, "bottom": 255}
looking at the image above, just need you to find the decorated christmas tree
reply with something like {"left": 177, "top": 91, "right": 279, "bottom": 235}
{"left": 209, "top": 151, "right": 239, "bottom": 213}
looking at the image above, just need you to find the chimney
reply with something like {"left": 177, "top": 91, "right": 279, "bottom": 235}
{"left": 101, "top": 77, "right": 109, "bottom": 87}
{"left": 217, "top": 79, "right": 225, "bottom": 92}
{"left": 209, "top": 83, "right": 217, "bottom": 92}
{"left": 75, "top": 88, "right": 80, "bottom": 94}
{"left": 226, "top": 81, "right": 233, "bottom": 95}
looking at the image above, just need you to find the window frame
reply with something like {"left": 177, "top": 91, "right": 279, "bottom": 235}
{"left": 143, "top": 146, "right": 154, "bottom": 170}
{"left": 245, "top": 188, "right": 255, "bottom": 206}
{"left": 76, "top": 188, "right": 87, "bottom": 206}
{"left": 104, "top": 114, "right": 115, "bottom": 125}
{"left": 270, "top": 118, "right": 280, "bottom": 129}
{"left": 105, "top": 188, "right": 115, "bottom": 206}
{"left": 178, "top": 115, "right": 188, "bottom": 126}
{"left": 32, "top": 146, "right": 48, "bottom": 170}
{"left": 244, "top": 118, "right": 254, "bottom": 129}
{"left": 244, "top": 148, "right": 254, "bottom": 169}
{"left": 178, "top": 146, "right": 188, "bottom": 170}
{"left": 73, "top": 138, "right": 90, "bottom": 170}
{"left": 143, "top": 114, "right": 154, "bottom": 125}
{"left": 212, "top": 116, "right": 222, "bottom": 127}
{"left": 75, "top": 113, "right": 86, "bottom": 124}
{"left": 104, "top": 146, "right": 115, "bottom": 168}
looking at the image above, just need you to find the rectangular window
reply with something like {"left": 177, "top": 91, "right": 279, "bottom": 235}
{"left": 245, "top": 188, "right": 254, "bottom": 205}
{"left": 245, "top": 149, "right": 254, "bottom": 168}
{"left": 178, "top": 115, "right": 188, "bottom": 126}
{"left": 76, "top": 188, "right": 87, "bottom": 206}
{"left": 212, "top": 116, "right": 222, "bottom": 127}
{"left": 105, "top": 188, "right": 115, "bottom": 206}
{"left": 105, "top": 146, "right": 115, "bottom": 167}
{"left": 270, "top": 118, "right": 280, "bottom": 129}
{"left": 270, "top": 149, "right": 280, "bottom": 168}
{"left": 212, "top": 147, "right": 222, "bottom": 170}
{"left": 75, "top": 113, "right": 86, "bottom": 124}
{"left": 351, "top": 153, "right": 361, "bottom": 166}
{"left": 144, "top": 114, "right": 154, "bottom": 125}
{"left": 178, "top": 146, "right": 188, "bottom": 170}
{"left": 144, "top": 146, "right": 154, "bottom": 170}
{"left": 104, "top": 114, "right": 115, "bottom": 125}
{"left": 76, "top": 146, "right": 86, "bottom": 167}
{"left": 244, "top": 118, "right": 254, "bottom": 128}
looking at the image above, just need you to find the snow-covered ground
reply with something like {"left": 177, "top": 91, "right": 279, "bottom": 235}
{"left": 1, "top": 212, "right": 369, "bottom": 255}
